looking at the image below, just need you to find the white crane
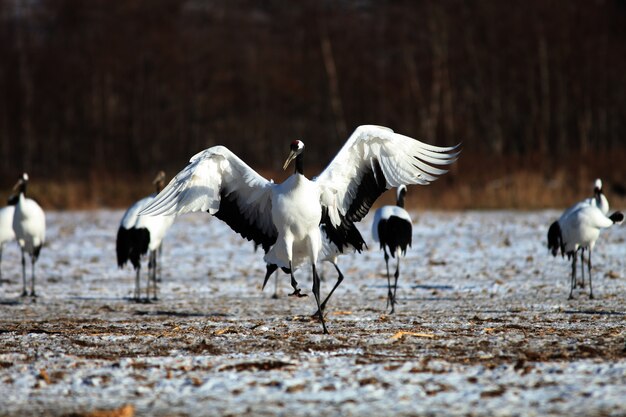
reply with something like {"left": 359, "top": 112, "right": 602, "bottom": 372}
{"left": 372, "top": 185, "right": 413, "bottom": 313}
{"left": 12, "top": 173, "right": 46, "bottom": 297}
{"left": 116, "top": 171, "right": 175, "bottom": 301}
{"left": 140, "top": 125, "right": 460, "bottom": 333}
{"left": 548, "top": 204, "right": 623, "bottom": 299}
{"left": 0, "top": 199, "right": 16, "bottom": 284}
{"left": 548, "top": 178, "right": 610, "bottom": 288}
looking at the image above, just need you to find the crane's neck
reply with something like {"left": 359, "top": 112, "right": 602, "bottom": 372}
{"left": 396, "top": 192, "right": 405, "bottom": 208}
{"left": 18, "top": 181, "right": 27, "bottom": 196}
{"left": 293, "top": 153, "right": 304, "bottom": 175}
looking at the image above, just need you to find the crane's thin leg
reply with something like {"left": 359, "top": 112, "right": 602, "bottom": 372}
{"left": 134, "top": 266, "right": 141, "bottom": 301}
{"left": 314, "top": 262, "right": 344, "bottom": 316}
{"left": 578, "top": 248, "right": 585, "bottom": 288}
{"left": 391, "top": 256, "right": 400, "bottom": 314}
{"left": 583, "top": 248, "right": 593, "bottom": 300}
{"left": 287, "top": 262, "right": 306, "bottom": 297}
{"left": 311, "top": 263, "right": 329, "bottom": 334}
{"left": 156, "top": 244, "right": 163, "bottom": 283}
{"left": 568, "top": 253, "right": 577, "bottom": 300}
{"left": 29, "top": 255, "right": 37, "bottom": 297}
{"left": 145, "top": 253, "right": 152, "bottom": 301}
{"left": 0, "top": 246, "right": 3, "bottom": 285}
{"left": 20, "top": 249, "right": 27, "bottom": 297}
{"left": 150, "top": 250, "right": 158, "bottom": 301}
{"left": 383, "top": 249, "right": 393, "bottom": 311}
{"left": 273, "top": 275, "right": 279, "bottom": 299}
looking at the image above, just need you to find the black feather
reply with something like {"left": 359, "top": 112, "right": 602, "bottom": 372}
{"left": 377, "top": 216, "right": 412, "bottom": 258}
{"left": 320, "top": 158, "right": 387, "bottom": 253}
{"left": 7, "top": 194, "right": 18, "bottom": 205}
{"left": 320, "top": 207, "right": 366, "bottom": 253}
{"left": 214, "top": 189, "right": 277, "bottom": 253}
{"left": 116, "top": 226, "right": 150, "bottom": 269}
{"left": 547, "top": 221, "right": 563, "bottom": 258}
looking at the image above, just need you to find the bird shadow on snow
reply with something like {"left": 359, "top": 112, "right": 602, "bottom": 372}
{"left": 133, "top": 310, "right": 233, "bottom": 318}
{"left": 561, "top": 309, "right": 626, "bottom": 316}
{"left": 68, "top": 296, "right": 130, "bottom": 302}
{"left": 0, "top": 297, "right": 23, "bottom": 306}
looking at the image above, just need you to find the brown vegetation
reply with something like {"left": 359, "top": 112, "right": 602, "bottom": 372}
{"left": 1, "top": 0, "right": 626, "bottom": 208}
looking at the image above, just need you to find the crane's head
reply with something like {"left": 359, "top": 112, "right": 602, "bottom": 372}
{"left": 13, "top": 172, "right": 29, "bottom": 193}
{"left": 283, "top": 140, "right": 305, "bottom": 171}
{"left": 153, "top": 170, "right": 166, "bottom": 193}
{"left": 594, "top": 178, "right": 603, "bottom": 194}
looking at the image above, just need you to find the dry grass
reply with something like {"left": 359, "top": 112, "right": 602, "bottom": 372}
{"left": 2, "top": 152, "right": 626, "bottom": 210}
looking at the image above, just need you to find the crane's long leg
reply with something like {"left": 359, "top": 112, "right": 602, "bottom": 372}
{"left": 313, "top": 262, "right": 344, "bottom": 317}
{"left": 29, "top": 255, "right": 37, "bottom": 297}
{"left": 583, "top": 248, "right": 593, "bottom": 300}
{"left": 287, "top": 262, "right": 306, "bottom": 298}
{"left": 273, "top": 275, "right": 279, "bottom": 299}
{"left": 578, "top": 248, "right": 586, "bottom": 289}
{"left": 0, "top": 246, "right": 3, "bottom": 285}
{"left": 568, "top": 253, "right": 577, "bottom": 300}
{"left": 134, "top": 265, "right": 141, "bottom": 301}
{"left": 311, "top": 263, "right": 329, "bottom": 334}
{"left": 390, "top": 256, "right": 400, "bottom": 314}
{"left": 20, "top": 248, "right": 27, "bottom": 297}
{"left": 383, "top": 249, "right": 393, "bottom": 311}
{"left": 150, "top": 250, "right": 158, "bottom": 301}
{"left": 156, "top": 244, "right": 163, "bottom": 283}
{"left": 146, "top": 252, "right": 153, "bottom": 300}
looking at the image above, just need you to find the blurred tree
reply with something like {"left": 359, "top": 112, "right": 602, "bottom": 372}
{"left": 0, "top": 0, "right": 625, "bottom": 201}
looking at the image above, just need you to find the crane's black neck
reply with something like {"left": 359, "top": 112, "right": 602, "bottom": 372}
{"left": 18, "top": 181, "right": 27, "bottom": 196}
{"left": 293, "top": 153, "right": 304, "bottom": 175}
{"left": 396, "top": 190, "right": 406, "bottom": 208}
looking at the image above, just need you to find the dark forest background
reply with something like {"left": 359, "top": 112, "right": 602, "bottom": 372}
{"left": 1, "top": 0, "right": 626, "bottom": 209}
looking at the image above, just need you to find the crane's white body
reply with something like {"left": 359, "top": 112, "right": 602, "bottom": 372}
{"left": 0, "top": 205, "right": 15, "bottom": 246}
{"left": 0, "top": 205, "right": 16, "bottom": 282}
{"left": 120, "top": 196, "right": 154, "bottom": 230}
{"left": 13, "top": 194, "right": 46, "bottom": 257}
{"left": 11, "top": 173, "right": 46, "bottom": 297}
{"left": 140, "top": 125, "right": 460, "bottom": 332}
{"left": 126, "top": 196, "right": 175, "bottom": 252}
{"left": 266, "top": 174, "right": 322, "bottom": 269}
{"left": 560, "top": 204, "right": 616, "bottom": 254}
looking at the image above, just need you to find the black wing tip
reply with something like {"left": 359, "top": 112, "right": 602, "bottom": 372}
{"left": 547, "top": 221, "right": 563, "bottom": 257}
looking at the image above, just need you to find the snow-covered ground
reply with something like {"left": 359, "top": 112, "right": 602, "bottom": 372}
{"left": 0, "top": 210, "right": 625, "bottom": 416}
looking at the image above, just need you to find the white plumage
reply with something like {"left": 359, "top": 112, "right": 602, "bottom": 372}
{"left": 548, "top": 178, "right": 611, "bottom": 290}
{"left": 548, "top": 203, "right": 623, "bottom": 299}
{"left": 558, "top": 178, "right": 609, "bottom": 222}
{"left": 116, "top": 172, "right": 175, "bottom": 301}
{"left": 141, "top": 125, "right": 460, "bottom": 333}
{"left": 372, "top": 185, "right": 413, "bottom": 313}
{"left": 0, "top": 203, "right": 16, "bottom": 283}
{"left": 12, "top": 173, "right": 46, "bottom": 297}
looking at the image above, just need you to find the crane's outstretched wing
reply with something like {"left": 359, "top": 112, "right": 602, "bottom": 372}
{"left": 140, "top": 145, "right": 278, "bottom": 251}
{"left": 315, "top": 125, "right": 460, "bottom": 250}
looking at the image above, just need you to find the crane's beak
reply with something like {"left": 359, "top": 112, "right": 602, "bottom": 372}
{"left": 283, "top": 151, "right": 297, "bottom": 171}
{"left": 152, "top": 171, "right": 166, "bottom": 184}
{"left": 12, "top": 179, "right": 23, "bottom": 191}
